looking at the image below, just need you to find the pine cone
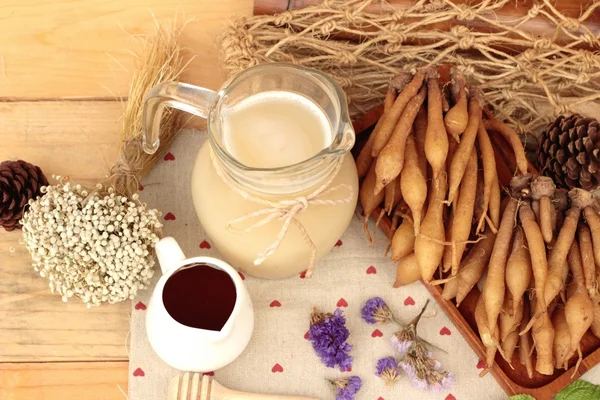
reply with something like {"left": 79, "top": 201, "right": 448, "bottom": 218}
{"left": 537, "top": 114, "right": 600, "bottom": 191}
{"left": 0, "top": 160, "right": 49, "bottom": 231}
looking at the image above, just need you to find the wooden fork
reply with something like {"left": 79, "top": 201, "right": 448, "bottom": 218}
{"left": 168, "top": 372, "right": 321, "bottom": 400}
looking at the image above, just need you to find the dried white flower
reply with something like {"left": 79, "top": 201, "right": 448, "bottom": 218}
{"left": 20, "top": 181, "right": 162, "bottom": 307}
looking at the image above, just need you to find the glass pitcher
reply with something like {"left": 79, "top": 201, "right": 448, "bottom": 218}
{"left": 142, "top": 63, "right": 358, "bottom": 279}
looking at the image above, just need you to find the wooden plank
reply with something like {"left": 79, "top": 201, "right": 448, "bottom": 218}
{"left": 0, "top": 229, "right": 131, "bottom": 362}
{"left": 0, "top": 101, "right": 122, "bottom": 186}
{"left": 0, "top": 361, "right": 128, "bottom": 400}
{"left": 0, "top": 0, "right": 253, "bottom": 99}
{"left": 0, "top": 100, "right": 130, "bottom": 362}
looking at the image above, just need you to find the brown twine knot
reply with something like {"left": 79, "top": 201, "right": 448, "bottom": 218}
{"left": 450, "top": 25, "right": 470, "bottom": 37}
{"left": 339, "top": 51, "right": 358, "bottom": 65}
{"left": 457, "top": 64, "right": 475, "bottom": 76}
{"left": 519, "top": 49, "right": 537, "bottom": 63}
{"left": 242, "top": 35, "right": 255, "bottom": 50}
{"left": 528, "top": 70, "right": 540, "bottom": 83}
{"left": 320, "top": 21, "right": 337, "bottom": 35}
{"left": 581, "top": 33, "right": 598, "bottom": 47}
{"left": 533, "top": 38, "right": 553, "bottom": 50}
{"left": 387, "top": 32, "right": 407, "bottom": 44}
{"left": 575, "top": 73, "right": 590, "bottom": 84}
{"left": 388, "top": 22, "right": 402, "bottom": 32}
{"left": 501, "top": 88, "right": 515, "bottom": 101}
{"left": 527, "top": 4, "right": 541, "bottom": 18}
{"left": 344, "top": 10, "right": 359, "bottom": 23}
{"left": 458, "top": 34, "right": 476, "bottom": 50}
{"left": 336, "top": 76, "right": 354, "bottom": 88}
{"left": 555, "top": 104, "right": 572, "bottom": 115}
{"left": 510, "top": 78, "right": 527, "bottom": 91}
{"left": 562, "top": 18, "right": 581, "bottom": 31}
{"left": 392, "top": 9, "right": 406, "bottom": 22}
{"left": 424, "top": 0, "right": 445, "bottom": 11}
{"left": 580, "top": 50, "right": 598, "bottom": 67}
{"left": 557, "top": 80, "right": 570, "bottom": 91}
{"left": 384, "top": 43, "right": 404, "bottom": 54}
{"left": 274, "top": 11, "right": 294, "bottom": 26}
{"left": 456, "top": 5, "right": 477, "bottom": 21}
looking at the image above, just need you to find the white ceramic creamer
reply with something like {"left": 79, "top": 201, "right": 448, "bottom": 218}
{"left": 146, "top": 237, "right": 254, "bottom": 372}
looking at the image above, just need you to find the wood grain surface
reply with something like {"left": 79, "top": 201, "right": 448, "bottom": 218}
{"left": 0, "top": 0, "right": 252, "bottom": 98}
{"left": 0, "top": 362, "right": 129, "bottom": 400}
{"left": 0, "top": 0, "right": 251, "bottom": 398}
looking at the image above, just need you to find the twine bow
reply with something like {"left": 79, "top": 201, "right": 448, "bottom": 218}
{"left": 211, "top": 151, "right": 354, "bottom": 278}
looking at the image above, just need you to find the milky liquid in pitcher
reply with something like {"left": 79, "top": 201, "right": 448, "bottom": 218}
{"left": 192, "top": 89, "right": 359, "bottom": 279}
{"left": 221, "top": 91, "right": 331, "bottom": 168}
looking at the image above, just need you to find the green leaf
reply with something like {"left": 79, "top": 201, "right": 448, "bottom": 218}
{"left": 556, "top": 380, "right": 600, "bottom": 400}
{"left": 509, "top": 395, "right": 536, "bottom": 400}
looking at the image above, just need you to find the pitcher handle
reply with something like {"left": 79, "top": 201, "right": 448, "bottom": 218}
{"left": 142, "top": 82, "right": 217, "bottom": 154}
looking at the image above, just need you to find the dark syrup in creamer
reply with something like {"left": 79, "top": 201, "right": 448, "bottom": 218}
{"left": 162, "top": 263, "right": 237, "bottom": 331}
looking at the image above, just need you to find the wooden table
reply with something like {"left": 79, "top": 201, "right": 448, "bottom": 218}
{"left": 0, "top": 1, "right": 251, "bottom": 398}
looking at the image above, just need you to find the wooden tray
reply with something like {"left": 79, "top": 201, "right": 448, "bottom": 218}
{"left": 251, "top": 1, "right": 600, "bottom": 396}
{"left": 351, "top": 103, "right": 600, "bottom": 400}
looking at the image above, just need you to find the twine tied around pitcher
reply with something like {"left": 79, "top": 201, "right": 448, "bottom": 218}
{"left": 210, "top": 150, "right": 354, "bottom": 278}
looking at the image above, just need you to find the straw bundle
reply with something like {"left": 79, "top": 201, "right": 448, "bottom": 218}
{"left": 106, "top": 21, "right": 187, "bottom": 197}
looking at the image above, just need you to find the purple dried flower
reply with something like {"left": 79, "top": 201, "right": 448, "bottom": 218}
{"left": 309, "top": 308, "right": 353, "bottom": 370}
{"left": 375, "top": 356, "right": 397, "bottom": 376}
{"left": 411, "top": 376, "right": 430, "bottom": 390}
{"left": 430, "top": 372, "right": 455, "bottom": 392}
{"left": 375, "top": 356, "right": 399, "bottom": 386}
{"left": 399, "top": 360, "right": 415, "bottom": 377}
{"left": 399, "top": 345, "right": 455, "bottom": 392}
{"left": 391, "top": 329, "right": 414, "bottom": 355}
{"left": 442, "top": 372, "right": 456, "bottom": 389}
{"left": 330, "top": 376, "right": 362, "bottom": 400}
{"left": 361, "top": 297, "right": 393, "bottom": 324}
{"left": 390, "top": 299, "right": 444, "bottom": 356}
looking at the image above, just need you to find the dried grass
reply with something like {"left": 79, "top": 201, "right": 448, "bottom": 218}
{"left": 106, "top": 20, "right": 189, "bottom": 197}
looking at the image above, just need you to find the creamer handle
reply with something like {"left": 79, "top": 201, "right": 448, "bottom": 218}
{"left": 155, "top": 237, "right": 186, "bottom": 275}
{"left": 142, "top": 81, "right": 216, "bottom": 154}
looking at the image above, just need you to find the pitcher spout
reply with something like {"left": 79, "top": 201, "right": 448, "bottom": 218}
{"left": 328, "top": 122, "right": 355, "bottom": 156}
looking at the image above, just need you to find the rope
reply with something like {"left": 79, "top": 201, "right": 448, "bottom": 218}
{"left": 220, "top": 0, "right": 600, "bottom": 135}
{"left": 210, "top": 150, "right": 354, "bottom": 278}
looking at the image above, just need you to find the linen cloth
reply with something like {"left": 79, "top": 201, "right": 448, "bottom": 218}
{"left": 129, "top": 129, "right": 600, "bottom": 400}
